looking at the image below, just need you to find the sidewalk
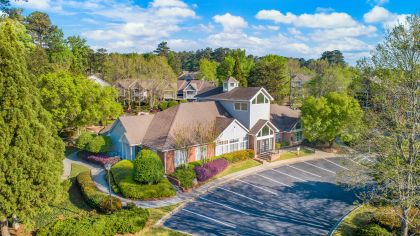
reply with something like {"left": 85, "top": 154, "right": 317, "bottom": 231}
{"left": 63, "top": 148, "right": 339, "bottom": 208}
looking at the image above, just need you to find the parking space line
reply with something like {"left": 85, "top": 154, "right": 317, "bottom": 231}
{"left": 181, "top": 209, "right": 236, "bottom": 228}
{"left": 217, "top": 187, "right": 264, "bottom": 205}
{"left": 255, "top": 173, "right": 292, "bottom": 187}
{"left": 236, "top": 179, "right": 278, "bottom": 195}
{"left": 271, "top": 169, "right": 308, "bottom": 182}
{"left": 200, "top": 197, "right": 250, "bottom": 215}
{"left": 302, "top": 161, "right": 336, "bottom": 174}
{"left": 286, "top": 165, "right": 322, "bottom": 178}
{"left": 322, "top": 158, "right": 349, "bottom": 170}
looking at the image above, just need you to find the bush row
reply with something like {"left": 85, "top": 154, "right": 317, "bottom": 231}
{"left": 37, "top": 207, "right": 149, "bottom": 236}
{"left": 76, "top": 132, "right": 113, "bottom": 154}
{"left": 111, "top": 160, "right": 176, "bottom": 200}
{"left": 170, "top": 164, "right": 197, "bottom": 189}
{"left": 215, "top": 149, "right": 255, "bottom": 163}
{"left": 76, "top": 171, "right": 122, "bottom": 212}
{"left": 194, "top": 158, "right": 228, "bottom": 182}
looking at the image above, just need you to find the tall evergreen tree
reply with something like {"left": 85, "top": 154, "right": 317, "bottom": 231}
{"left": 0, "top": 19, "right": 64, "bottom": 223}
{"left": 232, "top": 56, "right": 246, "bottom": 87}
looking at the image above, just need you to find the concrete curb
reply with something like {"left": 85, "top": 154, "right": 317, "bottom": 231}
{"left": 327, "top": 205, "right": 362, "bottom": 236}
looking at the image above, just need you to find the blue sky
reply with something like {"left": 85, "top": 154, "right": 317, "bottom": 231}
{"left": 13, "top": 0, "right": 419, "bottom": 64}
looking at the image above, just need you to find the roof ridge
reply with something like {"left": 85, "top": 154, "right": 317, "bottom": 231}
{"left": 163, "top": 103, "right": 182, "bottom": 148}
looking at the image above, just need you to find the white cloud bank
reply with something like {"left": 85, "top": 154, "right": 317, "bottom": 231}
{"left": 364, "top": 6, "right": 409, "bottom": 29}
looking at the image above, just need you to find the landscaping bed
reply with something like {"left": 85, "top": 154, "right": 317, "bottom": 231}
{"left": 77, "top": 151, "right": 121, "bottom": 166}
{"left": 110, "top": 160, "right": 176, "bottom": 200}
{"left": 273, "top": 147, "right": 314, "bottom": 162}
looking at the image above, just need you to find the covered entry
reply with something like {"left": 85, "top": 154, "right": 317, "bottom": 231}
{"left": 250, "top": 120, "right": 278, "bottom": 155}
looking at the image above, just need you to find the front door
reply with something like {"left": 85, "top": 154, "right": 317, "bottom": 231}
{"left": 257, "top": 138, "right": 272, "bottom": 154}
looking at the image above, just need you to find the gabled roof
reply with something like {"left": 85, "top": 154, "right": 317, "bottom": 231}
{"left": 177, "top": 79, "right": 216, "bottom": 94}
{"left": 249, "top": 119, "right": 279, "bottom": 135}
{"left": 114, "top": 79, "right": 177, "bottom": 91}
{"left": 270, "top": 104, "right": 300, "bottom": 132}
{"left": 142, "top": 101, "right": 231, "bottom": 151}
{"left": 224, "top": 76, "right": 239, "bottom": 83}
{"left": 203, "top": 87, "right": 273, "bottom": 102}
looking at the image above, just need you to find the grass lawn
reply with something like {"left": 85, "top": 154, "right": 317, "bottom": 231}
{"left": 69, "top": 163, "right": 90, "bottom": 179}
{"left": 217, "top": 159, "right": 261, "bottom": 178}
{"left": 65, "top": 146, "right": 79, "bottom": 157}
{"left": 273, "top": 148, "right": 314, "bottom": 162}
{"left": 333, "top": 205, "right": 376, "bottom": 236}
{"left": 136, "top": 204, "right": 188, "bottom": 236}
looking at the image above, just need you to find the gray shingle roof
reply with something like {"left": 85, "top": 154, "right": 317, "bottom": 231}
{"left": 270, "top": 104, "right": 300, "bottom": 132}
{"left": 224, "top": 76, "right": 239, "bottom": 83}
{"left": 203, "top": 87, "right": 263, "bottom": 101}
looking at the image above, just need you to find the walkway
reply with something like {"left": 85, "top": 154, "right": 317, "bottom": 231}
{"left": 63, "top": 148, "right": 339, "bottom": 208}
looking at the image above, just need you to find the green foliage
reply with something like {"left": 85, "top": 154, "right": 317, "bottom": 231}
{"left": 158, "top": 101, "right": 169, "bottom": 110}
{"left": 356, "top": 224, "right": 392, "bottom": 236}
{"left": 86, "top": 135, "right": 112, "bottom": 154}
{"left": 133, "top": 150, "right": 164, "bottom": 184}
{"left": 170, "top": 165, "right": 196, "bottom": 189}
{"left": 0, "top": 19, "right": 65, "bottom": 223}
{"left": 215, "top": 150, "right": 255, "bottom": 163}
{"left": 167, "top": 100, "right": 179, "bottom": 108}
{"left": 37, "top": 207, "right": 149, "bottom": 236}
{"left": 249, "top": 55, "right": 290, "bottom": 102}
{"left": 199, "top": 58, "right": 218, "bottom": 84}
{"left": 76, "top": 171, "right": 121, "bottom": 212}
{"left": 67, "top": 35, "right": 91, "bottom": 74}
{"left": 233, "top": 56, "right": 246, "bottom": 86}
{"left": 301, "top": 92, "right": 363, "bottom": 147}
{"left": 25, "top": 11, "right": 52, "bottom": 47}
{"left": 110, "top": 160, "right": 176, "bottom": 200}
{"left": 216, "top": 55, "right": 235, "bottom": 83}
{"left": 320, "top": 50, "right": 346, "bottom": 67}
{"left": 75, "top": 132, "right": 95, "bottom": 150}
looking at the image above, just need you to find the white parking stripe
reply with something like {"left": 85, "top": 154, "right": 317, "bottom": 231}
{"left": 217, "top": 187, "right": 264, "bottom": 205}
{"left": 322, "top": 158, "right": 349, "bottom": 170}
{"left": 181, "top": 209, "right": 236, "bottom": 228}
{"left": 236, "top": 179, "right": 278, "bottom": 195}
{"left": 286, "top": 165, "right": 322, "bottom": 178}
{"left": 271, "top": 169, "right": 308, "bottom": 182}
{"left": 302, "top": 161, "right": 336, "bottom": 174}
{"left": 200, "top": 197, "right": 250, "bottom": 215}
{"left": 255, "top": 174, "right": 292, "bottom": 187}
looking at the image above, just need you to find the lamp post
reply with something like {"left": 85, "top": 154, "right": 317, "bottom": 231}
{"left": 104, "top": 163, "right": 112, "bottom": 209}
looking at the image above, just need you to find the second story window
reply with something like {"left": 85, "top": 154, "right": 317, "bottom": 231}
{"left": 252, "top": 93, "right": 269, "bottom": 104}
{"left": 234, "top": 102, "right": 248, "bottom": 111}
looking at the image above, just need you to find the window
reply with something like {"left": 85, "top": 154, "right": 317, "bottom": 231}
{"left": 174, "top": 150, "right": 188, "bottom": 168}
{"left": 230, "top": 83, "right": 235, "bottom": 87}
{"left": 196, "top": 145, "right": 207, "bottom": 161}
{"left": 223, "top": 83, "right": 227, "bottom": 91}
{"left": 215, "top": 138, "right": 248, "bottom": 156}
{"left": 258, "top": 125, "right": 273, "bottom": 137}
{"left": 253, "top": 93, "right": 269, "bottom": 104}
{"left": 234, "top": 102, "right": 248, "bottom": 111}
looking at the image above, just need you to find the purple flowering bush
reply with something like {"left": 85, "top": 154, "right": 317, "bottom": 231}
{"left": 85, "top": 154, "right": 121, "bottom": 166}
{"left": 194, "top": 158, "right": 228, "bottom": 182}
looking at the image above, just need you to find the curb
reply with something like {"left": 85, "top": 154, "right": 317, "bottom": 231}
{"left": 328, "top": 205, "right": 362, "bottom": 236}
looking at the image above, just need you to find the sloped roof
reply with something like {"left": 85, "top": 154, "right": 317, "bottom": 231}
{"left": 204, "top": 87, "right": 266, "bottom": 101}
{"left": 114, "top": 79, "right": 176, "bottom": 91}
{"left": 291, "top": 74, "right": 312, "bottom": 83}
{"left": 249, "top": 119, "right": 279, "bottom": 135}
{"left": 224, "top": 76, "right": 239, "bottom": 83}
{"left": 178, "top": 71, "right": 200, "bottom": 80}
{"left": 270, "top": 104, "right": 300, "bottom": 132}
{"left": 177, "top": 79, "right": 216, "bottom": 93}
{"left": 142, "top": 101, "right": 231, "bottom": 151}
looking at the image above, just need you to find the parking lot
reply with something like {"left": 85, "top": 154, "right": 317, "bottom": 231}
{"left": 164, "top": 157, "right": 358, "bottom": 236}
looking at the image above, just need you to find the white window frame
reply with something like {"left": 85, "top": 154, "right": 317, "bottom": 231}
{"left": 196, "top": 145, "right": 208, "bottom": 161}
{"left": 234, "top": 102, "right": 248, "bottom": 111}
{"left": 174, "top": 150, "right": 188, "bottom": 168}
{"left": 215, "top": 137, "right": 248, "bottom": 156}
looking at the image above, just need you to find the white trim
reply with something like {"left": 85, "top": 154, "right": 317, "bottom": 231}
{"left": 249, "top": 88, "right": 274, "bottom": 102}
{"left": 215, "top": 119, "right": 249, "bottom": 140}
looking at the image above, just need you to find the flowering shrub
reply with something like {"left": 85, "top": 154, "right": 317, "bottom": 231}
{"left": 216, "top": 150, "right": 255, "bottom": 163}
{"left": 85, "top": 154, "right": 121, "bottom": 166}
{"left": 194, "top": 158, "right": 228, "bottom": 182}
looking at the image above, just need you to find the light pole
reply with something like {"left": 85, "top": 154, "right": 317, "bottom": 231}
{"left": 104, "top": 163, "right": 112, "bottom": 210}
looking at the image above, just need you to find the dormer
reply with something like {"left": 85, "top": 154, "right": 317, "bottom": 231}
{"left": 223, "top": 77, "right": 239, "bottom": 92}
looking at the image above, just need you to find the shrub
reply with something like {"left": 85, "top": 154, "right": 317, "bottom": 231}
{"left": 194, "top": 158, "right": 228, "bottom": 182}
{"left": 111, "top": 160, "right": 176, "bottom": 200}
{"left": 167, "top": 100, "right": 178, "bottom": 108}
{"left": 100, "top": 196, "right": 123, "bottom": 212}
{"left": 37, "top": 207, "right": 149, "bottom": 236}
{"left": 158, "top": 101, "right": 169, "bottom": 110}
{"left": 85, "top": 154, "right": 121, "bottom": 166}
{"left": 281, "top": 140, "right": 290, "bottom": 147}
{"left": 372, "top": 207, "right": 400, "bottom": 231}
{"left": 133, "top": 150, "right": 164, "bottom": 184}
{"left": 179, "top": 99, "right": 188, "bottom": 103}
{"left": 86, "top": 135, "right": 113, "bottom": 154}
{"left": 357, "top": 224, "right": 392, "bottom": 236}
{"left": 76, "top": 132, "right": 95, "bottom": 150}
{"left": 275, "top": 142, "right": 281, "bottom": 149}
{"left": 188, "top": 161, "right": 202, "bottom": 168}
{"left": 76, "top": 171, "right": 121, "bottom": 212}
{"left": 170, "top": 165, "right": 197, "bottom": 189}
{"left": 216, "top": 150, "right": 255, "bottom": 163}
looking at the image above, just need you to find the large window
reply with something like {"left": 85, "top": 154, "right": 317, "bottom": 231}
{"left": 174, "top": 150, "right": 188, "bottom": 168}
{"left": 234, "top": 102, "right": 248, "bottom": 111}
{"left": 196, "top": 145, "right": 207, "bottom": 161}
{"left": 216, "top": 138, "right": 248, "bottom": 156}
{"left": 252, "top": 93, "right": 269, "bottom": 104}
{"left": 258, "top": 125, "right": 273, "bottom": 137}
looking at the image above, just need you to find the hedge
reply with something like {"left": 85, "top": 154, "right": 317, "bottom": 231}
{"left": 111, "top": 160, "right": 176, "bottom": 200}
{"left": 133, "top": 150, "right": 164, "bottom": 184}
{"left": 76, "top": 171, "right": 122, "bottom": 212}
{"left": 215, "top": 149, "right": 255, "bottom": 163}
{"left": 76, "top": 132, "right": 95, "bottom": 150}
{"left": 194, "top": 158, "right": 228, "bottom": 182}
{"left": 170, "top": 164, "right": 196, "bottom": 189}
{"left": 37, "top": 207, "right": 149, "bottom": 236}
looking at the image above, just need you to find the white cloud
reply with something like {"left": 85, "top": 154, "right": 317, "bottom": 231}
{"left": 252, "top": 25, "right": 279, "bottom": 31}
{"left": 315, "top": 7, "right": 335, "bottom": 13}
{"left": 367, "top": 0, "right": 389, "bottom": 6}
{"left": 151, "top": 0, "right": 187, "bottom": 8}
{"left": 314, "top": 37, "right": 373, "bottom": 52}
{"left": 364, "top": 6, "right": 409, "bottom": 29}
{"left": 213, "top": 13, "right": 248, "bottom": 32}
{"left": 310, "top": 25, "right": 377, "bottom": 41}
{"left": 288, "top": 27, "right": 301, "bottom": 35}
{"left": 15, "top": 0, "right": 62, "bottom": 11}
{"left": 256, "top": 10, "right": 358, "bottom": 28}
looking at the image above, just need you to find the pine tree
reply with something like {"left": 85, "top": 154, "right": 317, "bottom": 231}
{"left": 0, "top": 20, "right": 64, "bottom": 223}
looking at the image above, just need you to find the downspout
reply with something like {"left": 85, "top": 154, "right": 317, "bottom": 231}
{"left": 164, "top": 151, "right": 167, "bottom": 175}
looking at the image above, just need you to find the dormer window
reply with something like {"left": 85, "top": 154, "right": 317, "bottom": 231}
{"left": 223, "top": 82, "right": 228, "bottom": 91}
{"left": 252, "top": 93, "right": 269, "bottom": 104}
{"left": 230, "top": 83, "right": 235, "bottom": 87}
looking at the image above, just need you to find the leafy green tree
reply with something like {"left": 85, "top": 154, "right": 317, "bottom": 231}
{"left": 76, "top": 132, "right": 95, "bottom": 150}
{"left": 133, "top": 150, "right": 164, "bottom": 184}
{"left": 46, "top": 26, "right": 73, "bottom": 70}
{"left": 320, "top": 50, "right": 345, "bottom": 67}
{"left": 86, "top": 135, "right": 112, "bottom": 154}
{"left": 89, "top": 48, "right": 107, "bottom": 75}
{"left": 232, "top": 56, "right": 246, "bottom": 86}
{"left": 0, "top": 19, "right": 65, "bottom": 223}
{"left": 167, "top": 51, "right": 182, "bottom": 75}
{"left": 198, "top": 58, "right": 218, "bottom": 84}
{"left": 67, "top": 35, "right": 90, "bottom": 74}
{"left": 25, "top": 11, "right": 52, "bottom": 47}
{"left": 301, "top": 92, "right": 363, "bottom": 147}
{"left": 216, "top": 55, "right": 235, "bottom": 83}
{"left": 229, "top": 49, "right": 254, "bottom": 79}
{"left": 248, "top": 55, "right": 290, "bottom": 102}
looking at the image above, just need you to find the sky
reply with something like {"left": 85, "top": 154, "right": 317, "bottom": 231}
{"left": 12, "top": 0, "right": 419, "bottom": 64}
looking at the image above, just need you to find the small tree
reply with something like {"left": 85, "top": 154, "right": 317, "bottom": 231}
{"left": 301, "top": 92, "right": 363, "bottom": 147}
{"left": 86, "top": 135, "right": 112, "bottom": 154}
{"left": 133, "top": 150, "right": 164, "bottom": 184}
{"left": 76, "top": 132, "right": 95, "bottom": 150}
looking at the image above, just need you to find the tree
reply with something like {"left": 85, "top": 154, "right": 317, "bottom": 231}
{"left": 248, "top": 55, "right": 290, "bottom": 103}
{"left": 76, "top": 132, "right": 95, "bottom": 150}
{"left": 25, "top": 11, "right": 52, "bottom": 47}
{"left": 67, "top": 35, "right": 90, "bottom": 74}
{"left": 301, "top": 92, "right": 363, "bottom": 147}
{"left": 320, "top": 50, "right": 345, "bottom": 67}
{"left": 232, "top": 56, "right": 246, "bottom": 86}
{"left": 216, "top": 55, "right": 235, "bottom": 83}
{"left": 133, "top": 150, "right": 164, "bottom": 184}
{"left": 0, "top": 19, "right": 65, "bottom": 223}
{"left": 198, "top": 58, "right": 218, "bottom": 84}
{"left": 154, "top": 41, "right": 170, "bottom": 57}
{"left": 86, "top": 135, "right": 112, "bottom": 154}
{"left": 353, "top": 15, "right": 419, "bottom": 236}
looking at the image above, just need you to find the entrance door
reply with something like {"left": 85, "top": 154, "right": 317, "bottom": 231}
{"left": 257, "top": 138, "right": 272, "bottom": 154}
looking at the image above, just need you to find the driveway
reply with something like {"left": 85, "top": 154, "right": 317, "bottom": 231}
{"left": 164, "top": 157, "right": 357, "bottom": 236}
